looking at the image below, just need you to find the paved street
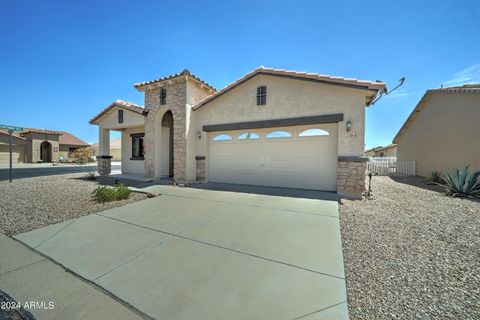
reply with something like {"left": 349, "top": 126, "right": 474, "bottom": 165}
{"left": 0, "top": 163, "right": 121, "bottom": 181}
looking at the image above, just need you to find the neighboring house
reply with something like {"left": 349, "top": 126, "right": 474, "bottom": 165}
{"left": 393, "top": 84, "right": 480, "bottom": 177}
{"left": 0, "top": 128, "right": 88, "bottom": 164}
{"left": 58, "top": 131, "right": 90, "bottom": 160}
{"left": 90, "top": 67, "right": 386, "bottom": 198}
{"left": 365, "top": 144, "right": 397, "bottom": 157}
{"left": 91, "top": 138, "right": 122, "bottom": 161}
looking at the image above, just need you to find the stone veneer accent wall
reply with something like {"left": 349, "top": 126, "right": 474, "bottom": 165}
{"left": 195, "top": 156, "right": 206, "bottom": 181}
{"left": 337, "top": 158, "right": 367, "bottom": 198}
{"left": 144, "top": 80, "right": 187, "bottom": 181}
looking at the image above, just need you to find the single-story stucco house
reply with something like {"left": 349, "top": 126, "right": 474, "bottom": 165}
{"left": 0, "top": 128, "right": 89, "bottom": 164}
{"left": 393, "top": 84, "right": 480, "bottom": 177}
{"left": 90, "top": 67, "right": 386, "bottom": 198}
{"left": 365, "top": 143, "right": 397, "bottom": 157}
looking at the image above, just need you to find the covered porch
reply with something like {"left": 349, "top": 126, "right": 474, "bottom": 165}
{"left": 89, "top": 100, "right": 147, "bottom": 176}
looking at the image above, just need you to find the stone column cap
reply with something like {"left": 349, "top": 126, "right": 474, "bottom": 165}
{"left": 338, "top": 156, "right": 369, "bottom": 162}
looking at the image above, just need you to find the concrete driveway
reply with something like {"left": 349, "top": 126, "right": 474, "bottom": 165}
{"left": 14, "top": 185, "right": 348, "bottom": 320}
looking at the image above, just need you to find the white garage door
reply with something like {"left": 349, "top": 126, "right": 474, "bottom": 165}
{"left": 207, "top": 124, "right": 338, "bottom": 191}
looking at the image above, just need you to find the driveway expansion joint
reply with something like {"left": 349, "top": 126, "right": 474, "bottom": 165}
{"left": 33, "top": 219, "right": 77, "bottom": 249}
{"left": 95, "top": 213, "right": 345, "bottom": 281}
{"left": 151, "top": 191, "right": 338, "bottom": 218}
{"left": 291, "top": 301, "right": 348, "bottom": 320}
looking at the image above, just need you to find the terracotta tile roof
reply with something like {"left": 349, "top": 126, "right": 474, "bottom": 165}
{"left": 393, "top": 84, "right": 480, "bottom": 143}
{"left": 0, "top": 129, "right": 26, "bottom": 140}
{"left": 193, "top": 67, "right": 387, "bottom": 110}
{"left": 134, "top": 69, "right": 216, "bottom": 92}
{"left": 429, "top": 83, "right": 480, "bottom": 93}
{"left": 89, "top": 100, "right": 145, "bottom": 124}
{"left": 21, "top": 128, "right": 64, "bottom": 135}
{"left": 58, "top": 131, "right": 89, "bottom": 146}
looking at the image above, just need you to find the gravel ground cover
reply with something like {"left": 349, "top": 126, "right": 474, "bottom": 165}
{"left": 340, "top": 176, "right": 480, "bottom": 320}
{"left": 0, "top": 173, "right": 148, "bottom": 236}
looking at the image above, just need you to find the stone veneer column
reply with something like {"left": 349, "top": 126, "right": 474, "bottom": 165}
{"left": 96, "top": 156, "right": 112, "bottom": 175}
{"left": 195, "top": 156, "right": 206, "bottom": 181}
{"left": 143, "top": 79, "right": 187, "bottom": 181}
{"left": 337, "top": 156, "right": 368, "bottom": 198}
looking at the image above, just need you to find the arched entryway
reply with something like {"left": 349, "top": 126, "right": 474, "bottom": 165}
{"left": 161, "top": 110, "right": 174, "bottom": 177}
{"left": 40, "top": 141, "right": 52, "bottom": 162}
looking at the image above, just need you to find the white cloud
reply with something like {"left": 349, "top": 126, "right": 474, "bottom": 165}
{"left": 443, "top": 63, "right": 480, "bottom": 87}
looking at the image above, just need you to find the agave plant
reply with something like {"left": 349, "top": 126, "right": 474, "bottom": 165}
{"left": 441, "top": 166, "right": 480, "bottom": 198}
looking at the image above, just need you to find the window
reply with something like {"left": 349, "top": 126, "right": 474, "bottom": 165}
{"left": 266, "top": 130, "right": 292, "bottom": 138}
{"left": 160, "top": 87, "right": 167, "bottom": 105}
{"left": 299, "top": 128, "right": 330, "bottom": 137}
{"left": 256, "top": 86, "right": 267, "bottom": 105}
{"left": 212, "top": 134, "right": 233, "bottom": 141}
{"left": 131, "top": 133, "right": 145, "bottom": 159}
{"left": 238, "top": 132, "right": 260, "bottom": 140}
{"left": 118, "top": 109, "right": 124, "bottom": 123}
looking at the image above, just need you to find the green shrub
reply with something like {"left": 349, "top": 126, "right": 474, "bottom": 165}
{"left": 430, "top": 170, "right": 444, "bottom": 184}
{"left": 73, "top": 147, "right": 94, "bottom": 164}
{"left": 93, "top": 183, "right": 132, "bottom": 202}
{"left": 114, "top": 183, "right": 132, "bottom": 200}
{"left": 441, "top": 166, "right": 480, "bottom": 198}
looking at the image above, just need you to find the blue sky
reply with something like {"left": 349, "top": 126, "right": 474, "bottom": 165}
{"left": 1, "top": 0, "right": 479, "bottom": 148}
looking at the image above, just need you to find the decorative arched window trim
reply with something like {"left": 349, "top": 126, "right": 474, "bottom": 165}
{"left": 212, "top": 134, "right": 233, "bottom": 141}
{"left": 265, "top": 130, "right": 292, "bottom": 139}
{"left": 298, "top": 128, "right": 330, "bottom": 137}
{"left": 238, "top": 132, "right": 260, "bottom": 140}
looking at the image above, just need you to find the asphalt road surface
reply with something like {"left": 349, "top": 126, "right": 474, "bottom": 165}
{"left": 0, "top": 164, "right": 121, "bottom": 182}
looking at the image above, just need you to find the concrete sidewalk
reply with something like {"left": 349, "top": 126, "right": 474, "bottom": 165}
{"left": 0, "top": 233, "right": 145, "bottom": 320}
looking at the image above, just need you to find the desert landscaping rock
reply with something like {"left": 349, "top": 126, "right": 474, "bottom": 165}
{"left": 0, "top": 173, "right": 148, "bottom": 236}
{"left": 340, "top": 176, "right": 480, "bottom": 320}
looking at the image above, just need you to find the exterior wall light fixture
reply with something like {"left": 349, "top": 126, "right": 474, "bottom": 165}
{"left": 346, "top": 120, "right": 353, "bottom": 132}
{"left": 197, "top": 130, "right": 202, "bottom": 139}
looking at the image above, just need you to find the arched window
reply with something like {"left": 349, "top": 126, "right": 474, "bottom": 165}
{"left": 212, "top": 134, "right": 233, "bottom": 141}
{"left": 238, "top": 132, "right": 260, "bottom": 140}
{"left": 265, "top": 131, "right": 292, "bottom": 139}
{"left": 298, "top": 128, "right": 330, "bottom": 137}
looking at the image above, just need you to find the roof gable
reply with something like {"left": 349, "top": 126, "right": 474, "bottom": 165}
{"left": 89, "top": 100, "right": 145, "bottom": 125}
{"left": 134, "top": 69, "right": 216, "bottom": 92}
{"left": 393, "top": 84, "right": 480, "bottom": 143}
{"left": 193, "top": 67, "right": 386, "bottom": 110}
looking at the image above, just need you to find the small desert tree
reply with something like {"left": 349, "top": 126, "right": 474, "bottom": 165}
{"left": 73, "top": 147, "right": 94, "bottom": 163}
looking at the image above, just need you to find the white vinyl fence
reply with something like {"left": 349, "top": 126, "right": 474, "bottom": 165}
{"left": 367, "top": 157, "right": 416, "bottom": 176}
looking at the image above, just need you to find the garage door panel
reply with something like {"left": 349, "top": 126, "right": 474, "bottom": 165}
{"left": 208, "top": 124, "right": 337, "bottom": 191}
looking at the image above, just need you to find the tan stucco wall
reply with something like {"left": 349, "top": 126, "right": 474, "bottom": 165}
{"left": 379, "top": 146, "right": 397, "bottom": 157}
{"left": 0, "top": 145, "right": 27, "bottom": 164}
{"left": 21, "top": 133, "right": 60, "bottom": 162}
{"left": 95, "top": 107, "right": 145, "bottom": 130}
{"left": 121, "top": 127, "right": 145, "bottom": 175}
{"left": 0, "top": 135, "right": 28, "bottom": 164}
{"left": 190, "top": 75, "right": 369, "bottom": 181}
{"left": 367, "top": 146, "right": 397, "bottom": 157}
{"left": 396, "top": 93, "right": 480, "bottom": 176}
